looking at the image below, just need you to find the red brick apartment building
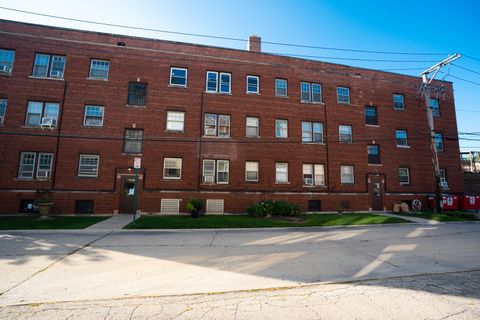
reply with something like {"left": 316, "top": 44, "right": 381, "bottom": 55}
{"left": 0, "top": 19, "right": 464, "bottom": 214}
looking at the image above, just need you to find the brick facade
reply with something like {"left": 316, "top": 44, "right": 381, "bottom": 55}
{"left": 0, "top": 19, "right": 464, "bottom": 214}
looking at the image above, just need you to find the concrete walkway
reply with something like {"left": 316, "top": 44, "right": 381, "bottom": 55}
{"left": 377, "top": 212, "right": 441, "bottom": 224}
{"left": 85, "top": 214, "right": 133, "bottom": 230}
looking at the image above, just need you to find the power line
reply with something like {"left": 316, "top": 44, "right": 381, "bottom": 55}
{"left": 452, "top": 63, "right": 480, "bottom": 76}
{"left": 0, "top": 6, "right": 448, "bottom": 57}
{"left": 270, "top": 52, "right": 438, "bottom": 63}
{"left": 463, "top": 54, "right": 480, "bottom": 63}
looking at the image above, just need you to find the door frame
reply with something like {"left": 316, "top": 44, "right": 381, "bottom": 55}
{"left": 367, "top": 174, "right": 385, "bottom": 211}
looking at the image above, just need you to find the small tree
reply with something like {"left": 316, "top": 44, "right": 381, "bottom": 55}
{"left": 186, "top": 199, "right": 203, "bottom": 218}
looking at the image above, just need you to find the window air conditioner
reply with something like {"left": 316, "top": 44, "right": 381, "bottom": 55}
{"left": 0, "top": 116, "right": 4, "bottom": 124}
{"left": 203, "top": 175, "right": 214, "bottom": 183}
{"left": 205, "top": 128, "right": 216, "bottom": 135}
{"left": 50, "top": 70, "right": 61, "bottom": 77}
{"left": 37, "top": 171, "right": 50, "bottom": 179}
{"left": 0, "top": 64, "right": 9, "bottom": 73}
{"left": 41, "top": 117, "right": 54, "bottom": 126}
{"left": 440, "top": 181, "right": 449, "bottom": 189}
{"left": 304, "top": 178, "right": 313, "bottom": 185}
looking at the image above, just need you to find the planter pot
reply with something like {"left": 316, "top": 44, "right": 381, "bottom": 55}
{"left": 37, "top": 203, "right": 53, "bottom": 217}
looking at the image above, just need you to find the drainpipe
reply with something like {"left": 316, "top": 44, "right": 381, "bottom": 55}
{"left": 51, "top": 80, "right": 68, "bottom": 190}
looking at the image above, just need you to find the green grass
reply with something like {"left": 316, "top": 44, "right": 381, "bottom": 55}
{"left": 125, "top": 213, "right": 409, "bottom": 229}
{"left": 397, "top": 211, "right": 478, "bottom": 222}
{"left": 0, "top": 216, "right": 109, "bottom": 230}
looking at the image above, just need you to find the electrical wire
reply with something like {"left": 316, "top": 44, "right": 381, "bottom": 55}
{"left": 451, "top": 63, "right": 480, "bottom": 76}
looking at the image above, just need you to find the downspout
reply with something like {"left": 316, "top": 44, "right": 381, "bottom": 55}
{"left": 51, "top": 80, "right": 68, "bottom": 190}
{"left": 197, "top": 91, "right": 204, "bottom": 191}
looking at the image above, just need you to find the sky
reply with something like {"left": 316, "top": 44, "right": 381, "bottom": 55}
{"left": 1, "top": 0, "right": 479, "bottom": 152}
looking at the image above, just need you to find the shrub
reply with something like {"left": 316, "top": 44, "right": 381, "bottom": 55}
{"left": 247, "top": 200, "right": 302, "bottom": 218}
{"left": 246, "top": 203, "right": 265, "bottom": 218}
{"left": 445, "top": 211, "right": 477, "bottom": 220}
{"left": 260, "top": 200, "right": 276, "bottom": 216}
{"left": 186, "top": 199, "right": 203, "bottom": 218}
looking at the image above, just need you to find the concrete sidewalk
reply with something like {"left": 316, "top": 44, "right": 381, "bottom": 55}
{"left": 377, "top": 212, "right": 441, "bottom": 224}
{"left": 85, "top": 214, "right": 133, "bottom": 230}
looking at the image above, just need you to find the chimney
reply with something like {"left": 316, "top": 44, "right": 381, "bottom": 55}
{"left": 248, "top": 35, "right": 261, "bottom": 52}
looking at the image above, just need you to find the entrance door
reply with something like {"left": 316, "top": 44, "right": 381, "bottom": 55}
{"left": 368, "top": 175, "right": 384, "bottom": 211}
{"left": 119, "top": 176, "right": 136, "bottom": 214}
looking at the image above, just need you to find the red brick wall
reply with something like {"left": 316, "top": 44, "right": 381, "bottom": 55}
{"left": 0, "top": 19, "right": 464, "bottom": 214}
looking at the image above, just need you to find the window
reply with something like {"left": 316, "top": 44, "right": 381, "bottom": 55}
{"left": 75, "top": 200, "right": 94, "bottom": 214}
{"left": 275, "top": 119, "right": 288, "bottom": 138}
{"left": 365, "top": 106, "right": 378, "bottom": 125}
{"left": 275, "top": 79, "right": 287, "bottom": 97}
{"left": 246, "top": 75, "right": 259, "bottom": 94}
{"left": 302, "top": 121, "right": 323, "bottom": 143}
{"left": 89, "top": 59, "right": 109, "bottom": 79}
{"left": 127, "top": 82, "right": 147, "bottom": 106}
{"left": 245, "top": 161, "right": 259, "bottom": 181}
{"left": 393, "top": 94, "right": 405, "bottom": 110}
{"left": 32, "top": 53, "right": 66, "bottom": 78}
{"left": 204, "top": 113, "right": 230, "bottom": 137}
{"left": 303, "top": 164, "right": 325, "bottom": 186}
{"left": 0, "top": 98, "right": 6, "bottom": 124}
{"left": 206, "top": 71, "right": 231, "bottom": 93}
{"left": 25, "top": 101, "right": 59, "bottom": 127}
{"left": 276, "top": 163, "right": 288, "bottom": 183}
{"left": 439, "top": 169, "right": 447, "bottom": 185}
{"left": 339, "top": 125, "right": 352, "bottom": 142}
{"left": 396, "top": 130, "right": 408, "bottom": 147}
{"left": 202, "top": 159, "right": 229, "bottom": 184}
{"left": 368, "top": 145, "right": 381, "bottom": 164}
{"left": 166, "top": 111, "right": 185, "bottom": 131}
{"left": 170, "top": 67, "right": 187, "bottom": 86}
{"left": 246, "top": 116, "right": 259, "bottom": 137}
{"left": 300, "top": 82, "right": 322, "bottom": 103}
{"left": 123, "top": 129, "right": 143, "bottom": 154}
{"left": 0, "top": 49, "right": 15, "bottom": 75}
{"left": 430, "top": 98, "right": 440, "bottom": 117}
{"left": 83, "top": 105, "right": 104, "bottom": 126}
{"left": 399, "top": 168, "right": 410, "bottom": 185}
{"left": 78, "top": 154, "right": 99, "bottom": 177}
{"left": 435, "top": 133, "right": 444, "bottom": 151}
{"left": 340, "top": 165, "right": 354, "bottom": 184}
{"left": 337, "top": 86, "right": 350, "bottom": 104}
{"left": 18, "top": 152, "right": 53, "bottom": 179}
{"left": 163, "top": 158, "right": 182, "bottom": 179}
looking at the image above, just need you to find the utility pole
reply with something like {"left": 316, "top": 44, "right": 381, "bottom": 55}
{"left": 419, "top": 53, "right": 461, "bottom": 213}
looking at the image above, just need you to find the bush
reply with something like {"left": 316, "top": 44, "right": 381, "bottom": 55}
{"left": 445, "top": 211, "right": 477, "bottom": 220}
{"left": 186, "top": 199, "right": 203, "bottom": 218}
{"left": 260, "top": 200, "right": 275, "bottom": 216}
{"left": 246, "top": 200, "right": 302, "bottom": 218}
{"left": 246, "top": 203, "right": 265, "bottom": 218}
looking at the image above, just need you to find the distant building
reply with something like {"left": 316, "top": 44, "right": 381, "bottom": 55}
{"left": 0, "top": 19, "right": 464, "bottom": 214}
{"left": 461, "top": 151, "right": 480, "bottom": 173}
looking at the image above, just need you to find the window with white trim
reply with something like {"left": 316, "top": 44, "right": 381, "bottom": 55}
{"left": 246, "top": 116, "right": 259, "bottom": 137}
{"left": 123, "top": 129, "right": 143, "bottom": 154}
{"left": 275, "top": 119, "right": 288, "bottom": 138}
{"left": 204, "top": 113, "right": 230, "bottom": 137}
{"left": 302, "top": 121, "right": 323, "bottom": 143}
{"left": 89, "top": 59, "right": 109, "bottom": 80}
{"left": 301, "top": 82, "right": 322, "bottom": 103}
{"left": 430, "top": 98, "right": 440, "bottom": 117}
{"left": 170, "top": 67, "right": 187, "bottom": 86}
{"left": 0, "top": 49, "right": 15, "bottom": 75}
{"left": 339, "top": 125, "right": 352, "bottom": 142}
{"left": 32, "top": 53, "right": 66, "bottom": 78}
{"left": 18, "top": 152, "right": 53, "bottom": 179}
{"left": 340, "top": 165, "right": 354, "bottom": 184}
{"left": 206, "top": 71, "right": 231, "bottom": 93}
{"left": 276, "top": 162, "right": 288, "bottom": 183}
{"left": 396, "top": 130, "right": 408, "bottom": 147}
{"left": 303, "top": 164, "right": 325, "bottom": 186}
{"left": 399, "top": 167, "right": 410, "bottom": 185}
{"left": 0, "top": 98, "right": 6, "bottom": 124}
{"left": 246, "top": 75, "right": 259, "bottom": 94}
{"left": 365, "top": 106, "right": 378, "bottom": 125}
{"left": 83, "top": 105, "right": 104, "bottom": 126}
{"left": 337, "top": 86, "right": 350, "bottom": 104}
{"left": 245, "top": 161, "right": 259, "bottom": 182}
{"left": 368, "top": 145, "right": 381, "bottom": 164}
{"left": 163, "top": 158, "right": 182, "bottom": 179}
{"left": 439, "top": 169, "right": 448, "bottom": 188}
{"left": 393, "top": 94, "right": 405, "bottom": 110}
{"left": 78, "top": 154, "right": 99, "bottom": 177}
{"left": 25, "top": 101, "right": 59, "bottom": 127}
{"left": 435, "top": 133, "right": 444, "bottom": 151}
{"left": 202, "top": 159, "right": 229, "bottom": 184}
{"left": 275, "top": 78, "right": 287, "bottom": 97}
{"left": 166, "top": 111, "right": 185, "bottom": 131}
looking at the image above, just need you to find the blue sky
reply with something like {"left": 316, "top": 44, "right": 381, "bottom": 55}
{"left": 1, "top": 0, "right": 479, "bottom": 151}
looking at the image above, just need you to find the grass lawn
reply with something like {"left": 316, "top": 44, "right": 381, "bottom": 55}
{"left": 397, "top": 211, "right": 478, "bottom": 222}
{"left": 125, "top": 213, "right": 409, "bottom": 229}
{"left": 0, "top": 216, "right": 109, "bottom": 230}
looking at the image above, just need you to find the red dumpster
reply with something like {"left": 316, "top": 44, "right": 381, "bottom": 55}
{"left": 428, "top": 195, "right": 459, "bottom": 210}
{"left": 460, "top": 196, "right": 480, "bottom": 211}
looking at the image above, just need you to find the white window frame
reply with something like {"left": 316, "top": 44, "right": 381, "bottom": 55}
{"left": 83, "top": 105, "right": 104, "bottom": 127}
{"left": 202, "top": 159, "right": 216, "bottom": 183}
{"left": 217, "top": 160, "right": 229, "bottom": 184}
{"left": 275, "top": 119, "right": 288, "bottom": 138}
{"left": 0, "top": 98, "right": 6, "bottom": 124}
{"left": 246, "top": 116, "right": 259, "bottom": 137}
{"left": 204, "top": 113, "right": 230, "bottom": 137}
{"left": 276, "top": 162, "right": 289, "bottom": 183}
{"left": 36, "top": 153, "right": 53, "bottom": 179}
{"left": 430, "top": 98, "right": 440, "bottom": 117}
{"left": 32, "top": 53, "right": 66, "bottom": 79}
{"left": 78, "top": 154, "right": 100, "bottom": 177}
{"left": 202, "top": 159, "right": 229, "bottom": 184}
{"left": 396, "top": 130, "right": 408, "bottom": 147}
{"left": 340, "top": 165, "right": 354, "bottom": 184}
{"left": 18, "top": 152, "right": 36, "bottom": 179}
{"left": 339, "top": 125, "right": 352, "bottom": 143}
{"left": 393, "top": 94, "right": 405, "bottom": 110}
{"left": 169, "top": 67, "right": 188, "bottom": 87}
{"left": 439, "top": 169, "right": 447, "bottom": 184}
{"left": 0, "top": 49, "right": 15, "bottom": 75}
{"left": 245, "top": 161, "right": 259, "bottom": 182}
{"left": 303, "top": 164, "right": 325, "bottom": 186}
{"left": 302, "top": 121, "right": 323, "bottom": 143}
{"left": 435, "top": 133, "right": 444, "bottom": 152}
{"left": 206, "top": 71, "right": 231, "bottom": 93}
{"left": 89, "top": 59, "right": 110, "bottom": 80}
{"left": 166, "top": 111, "right": 185, "bottom": 131}
{"left": 399, "top": 167, "right": 410, "bottom": 185}
{"left": 246, "top": 75, "right": 259, "bottom": 94}
{"left": 275, "top": 78, "right": 288, "bottom": 97}
{"left": 337, "top": 86, "right": 351, "bottom": 104}
{"left": 25, "top": 101, "right": 59, "bottom": 127}
{"left": 163, "top": 158, "right": 182, "bottom": 180}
